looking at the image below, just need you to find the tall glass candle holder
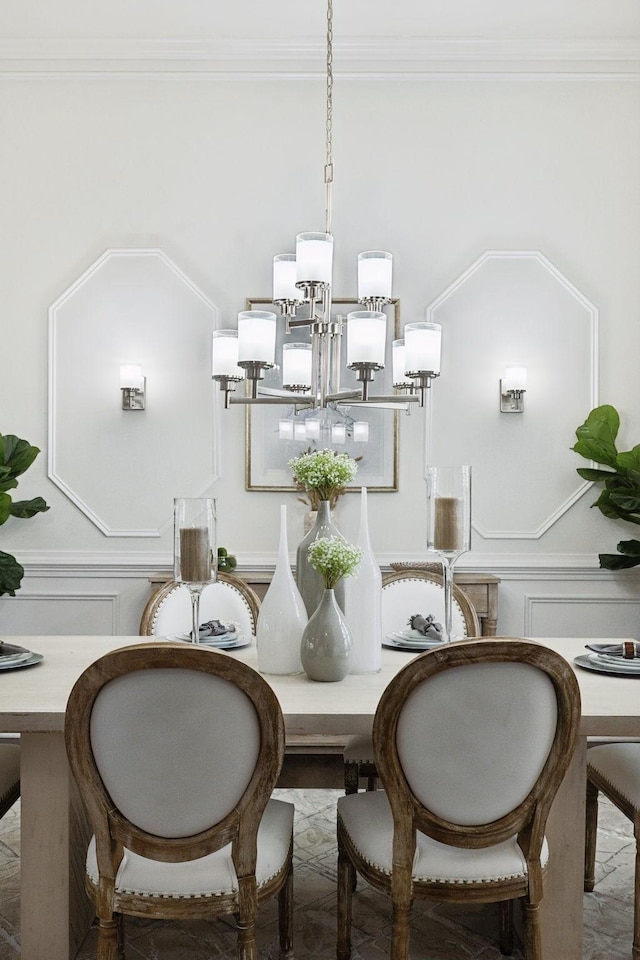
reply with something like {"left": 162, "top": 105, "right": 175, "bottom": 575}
{"left": 173, "top": 498, "right": 217, "bottom": 644}
{"left": 426, "top": 466, "right": 471, "bottom": 643}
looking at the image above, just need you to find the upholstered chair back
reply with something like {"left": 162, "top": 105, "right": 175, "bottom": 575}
{"left": 139, "top": 574, "right": 260, "bottom": 638}
{"left": 381, "top": 571, "right": 480, "bottom": 640}
{"left": 374, "top": 638, "right": 580, "bottom": 849}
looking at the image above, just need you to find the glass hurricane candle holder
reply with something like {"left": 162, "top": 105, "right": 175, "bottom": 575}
{"left": 426, "top": 466, "right": 471, "bottom": 643}
{"left": 173, "top": 498, "right": 217, "bottom": 644}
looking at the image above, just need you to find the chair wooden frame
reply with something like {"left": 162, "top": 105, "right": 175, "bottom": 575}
{"left": 584, "top": 743, "right": 640, "bottom": 960}
{"left": 343, "top": 569, "right": 481, "bottom": 795}
{"left": 0, "top": 741, "right": 20, "bottom": 819}
{"left": 139, "top": 572, "right": 261, "bottom": 636}
{"left": 65, "top": 642, "right": 293, "bottom": 960}
{"left": 337, "top": 638, "right": 581, "bottom": 960}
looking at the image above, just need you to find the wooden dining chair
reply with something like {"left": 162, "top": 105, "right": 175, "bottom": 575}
{"left": 0, "top": 739, "right": 20, "bottom": 819}
{"left": 139, "top": 572, "right": 261, "bottom": 638}
{"left": 584, "top": 742, "right": 640, "bottom": 960}
{"left": 337, "top": 638, "right": 581, "bottom": 960}
{"left": 64, "top": 641, "right": 294, "bottom": 960}
{"left": 343, "top": 569, "right": 480, "bottom": 794}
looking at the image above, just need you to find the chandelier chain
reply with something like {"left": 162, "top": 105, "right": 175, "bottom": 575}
{"left": 325, "top": 0, "right": 334, "bottom": 234}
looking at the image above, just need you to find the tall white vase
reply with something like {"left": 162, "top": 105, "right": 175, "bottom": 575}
{"left": 344, "top": 487, "right": 382, "bottom": 674}
{"left": 257, "top": 504, "right": 307, "bottom": 675}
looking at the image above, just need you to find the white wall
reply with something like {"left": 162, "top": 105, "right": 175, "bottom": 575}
{"left": 1, "top": 25, "right": 639, "bottom": 636}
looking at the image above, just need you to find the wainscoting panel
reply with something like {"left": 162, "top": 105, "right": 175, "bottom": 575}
{"left": 525, "top": 594, "right": 640, "bottom": 639}
{"left": 0, "top": 591, "right": 120, "bottom": 636}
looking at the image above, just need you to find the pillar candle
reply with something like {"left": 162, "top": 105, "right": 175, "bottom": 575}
{"left": 180, "top": 527, "right": 211, "bottom": 582}
{"left": 434, "top": 497, "right": 464, "bottom": 551}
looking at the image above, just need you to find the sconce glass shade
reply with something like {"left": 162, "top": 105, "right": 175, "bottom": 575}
{"left": 119, "top": 363, "right": 143, "bottom": 389}
{"left": 295, "top": 232, "right": 333, "bottom": 285}
{"left": 237, "top": 311, "right": 277, "bottom": 364}
{"left": 357, "top": 251, "right": 392, "bottom": 300}
{"left": 346, "top": 311, "right": 387, "bottom": 367}
{"left": 353, "top": 421, "right": 369, "bottom": 442}
{"left": 404, "top": 321, "right": 442, "bottom": 375}
{"left": 504, "top": 364, "right": 527, "bottom": 391}
{"left": 278, "top": 418, "right": 294, "bottom": 440}
{"left": 331, "top": 422, "right": 346, "bottom": 444}
{"left": 282, "top": 342, "right": 312, "bottom": 390}
{"left": 392, "top": 338, "right": 413, "bottom": 386}
{"left": 273, "top": 254, "right": 299, "bottom": 301}
{"left": 306, "top": 418, "right": 321, "bottom": 440}
{"left": 211, "top": 330, "right": 243, "bottom": 379}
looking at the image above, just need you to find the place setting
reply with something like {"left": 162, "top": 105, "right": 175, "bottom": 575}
{"left": 383, "top": 613, "right": 447, "bottom": 652}
{"left": 0, "top": 640, "right": 43, "bottom": 672}
{"left": 574, "top": 640, "right": 640, "bottom": 678}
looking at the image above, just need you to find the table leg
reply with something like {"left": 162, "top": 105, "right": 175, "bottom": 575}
{"left": 20, "top": 732, "right": 94, "bottom": 960}
{"left": 539, "top": 736, "right": 586, "bottom": 960}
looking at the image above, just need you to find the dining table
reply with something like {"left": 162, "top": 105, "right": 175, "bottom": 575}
{"left": 1, "top": 633, "right": 639, "bottom": 960}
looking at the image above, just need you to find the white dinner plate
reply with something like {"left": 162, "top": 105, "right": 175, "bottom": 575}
{"left": 574, "top": 654, "right": 640, "bottom": 678}
{"left": 164, "top": 633, "right": 251, "bottom": 650}
{"left": 0, "top": 651, "right": 43, "bottom": 671}
{"left": 383, "top": 633, "right": 446, "bottom": 652}
{"left": 589, "top": 652, "right": 640, "bottom": 672}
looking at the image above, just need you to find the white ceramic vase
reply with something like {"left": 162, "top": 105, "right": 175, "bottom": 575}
{"left": 344, "top": 487, "right": 382, "bottom": 673}
{"left": 256, "top": 504, "right": 307, "bottom": 674}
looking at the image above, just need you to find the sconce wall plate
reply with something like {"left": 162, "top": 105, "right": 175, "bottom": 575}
{"left": 121, "top": 378, "right": 146, "bottom": 410}
{"left": 500, "top": 380, "right": 525, "bottom": 413}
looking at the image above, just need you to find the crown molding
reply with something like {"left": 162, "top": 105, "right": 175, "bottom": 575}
{"left": 0, "top": 37, "right": 639, "bottom": 77}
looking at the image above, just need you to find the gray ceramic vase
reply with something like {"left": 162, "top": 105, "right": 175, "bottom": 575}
{"left": 296, "top": 500, "right": 345, "bottom": 617}
{"left": 300, "top": 587, "right": 353, "bottom": 682}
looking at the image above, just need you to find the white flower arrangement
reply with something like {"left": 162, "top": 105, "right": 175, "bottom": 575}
{"left": 289, "top": 449, "right": 358, "bottom": 509}
{"left": 307, "top": 536, "right": 363, "bottom": 590}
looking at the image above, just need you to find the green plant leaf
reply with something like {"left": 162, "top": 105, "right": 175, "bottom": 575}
{"left": 614, "top": 539, "right": 640, "bottom": 557}
{"left": 10, "top": 497, "right": 49, "bottom": 520}
{"left": 0, "top": 492, "right": 11, "bottom": 526}
{"left": 599, "top": 552, "right": 640, "bottom": 570}
{"left": 0, "top": 550, "right": 24, "bottom": 597}
{"left": 609, "top": 490, "right": 640, "bottom": 514}
{"left": 1, "top": 435, "right": 40, "bottom": 479}
{"left": 616, "top": 447, "right": 640, "bottom": 474}
{"left": 572, "top": 405, "right": 620, "bottom": 468}
{"left": 576, "top": 467, "right": 617, "bottom": 482}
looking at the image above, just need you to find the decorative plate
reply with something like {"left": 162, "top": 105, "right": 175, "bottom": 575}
{"left": 574, "top": 654, "right": 640, "bottom": 678}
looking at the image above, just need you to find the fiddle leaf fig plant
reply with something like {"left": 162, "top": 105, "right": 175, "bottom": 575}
{"left": 572, "top": 405, "right": 640, "bottom": 569}
{"left": 0, "top": 434, "right": 50, "bottom": 597}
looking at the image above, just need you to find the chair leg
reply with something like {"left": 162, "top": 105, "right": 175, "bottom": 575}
{"left": 344, "top": 761, "right": 360, "bottom": 795}
{"left": 521, "top": 900, "right": 541, "bottom": 960}
{"left": 236, "top": 877, "right": 258, "bottom": 960}
{"left": 97, "top": 917, "right": 121, "bottom": 960}
{"left": 337, "top": 843, "right": 355, "bottom": 960}
{"left": 633, "top": 820, "right": 640, "bottom": 960}
{"left": 116, "top": 913, "right": 125, "bottom": 960}
{"left": 366, "top": 773, "right": 377, "bottom": 791}
{"left": 390, "top": 901, "right": 411, "bottom": 960}
{"left": 498, "top": 900, "right": 514, "bottom": 955}
{"left": 278, "top": 860, "right": 294, "bottom": 960}
{"left": 584, "top": 779, "right": 599, "bottom": 892}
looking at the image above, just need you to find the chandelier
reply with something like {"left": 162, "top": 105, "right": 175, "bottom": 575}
{"left": 211, "top": 0, "right": 442, "bottom": 414}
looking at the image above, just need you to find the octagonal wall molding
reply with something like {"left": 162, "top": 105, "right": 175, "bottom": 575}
{"left": 48, "top": 249, "right": 220, "bottom": 537}
{"left": 425, "top": 250, "right": 598, "bottom": 540}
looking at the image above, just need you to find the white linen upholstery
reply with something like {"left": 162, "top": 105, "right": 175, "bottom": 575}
{"left": 338, "top": 791, "right": 549, "bottom": 884}
{"left": 86, "top": 798, "right": 294, "bottom": 897}
{"left": 397, "top": 662, "right": 557, "bottom": 825}
{"left": 151, "top": 581, "right": 255, "bottom": 637}
{"left": 90, "top": 668, "right": 260, "bottom": 837}
{"left": 588, "top": 743, "right": 640, "bottom": 811}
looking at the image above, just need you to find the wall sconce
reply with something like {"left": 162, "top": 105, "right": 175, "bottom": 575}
{"left": 120, "top": 363, "right": 146, "bottom": 410}
{"left": 500, "top": 364, "right": 527, "bottom": 413}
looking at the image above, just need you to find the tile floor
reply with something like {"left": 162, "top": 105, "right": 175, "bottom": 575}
{"left": 0, "top": 788, "right": 635, "bottom": 959}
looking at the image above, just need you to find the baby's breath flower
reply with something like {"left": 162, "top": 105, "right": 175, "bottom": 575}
{"left": 307, "top": 536, "right": 363, "bottom": 590}
{"left": 289, "top": 449, "right": 358, "bottom": 507}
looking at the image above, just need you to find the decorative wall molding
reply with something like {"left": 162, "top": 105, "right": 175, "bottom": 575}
{"left": 3, "top": 590, "right": 121, "bottom": 633}
{"left": 0, "top": 37, "right": 638, "bottom": 78}
{"left": 426, "top": 250, "right": 598, "bottom": 540}
{"left": 524, "top": 593, "right": 640, "bottom": 635}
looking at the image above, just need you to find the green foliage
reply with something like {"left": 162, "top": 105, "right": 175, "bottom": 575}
{"left": 572, "top": 405, "right": 640, "bottom": 570}
{"left": 289, "top": 449, "right": 358, "bottom": 509}
{"left": 0, "top": 434, "right": 49, "bottom": 597}
{"left": 217, "top": 546, "right": 237, "bottom": 572}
